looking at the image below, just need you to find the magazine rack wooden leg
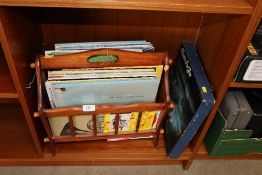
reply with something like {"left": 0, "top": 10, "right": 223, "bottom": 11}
{"left": 153, "top": 64, "right": 172, "bottom": 148}
{"left": 35, "top": 57, "right": 56, "bottom": 155}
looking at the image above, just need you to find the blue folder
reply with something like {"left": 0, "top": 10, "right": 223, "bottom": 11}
{"left": 166, "top": 42, "right": 215, "bottom": 158}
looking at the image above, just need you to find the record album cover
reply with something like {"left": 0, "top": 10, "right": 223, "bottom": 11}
{"left": 166, "top": 42, "right": 215, "bottom": 158}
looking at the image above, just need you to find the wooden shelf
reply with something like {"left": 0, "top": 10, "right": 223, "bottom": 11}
{"left": 230, "top": 81, "right": 262, "bottom": 88}
{"left": 0, "top": 48, "right": 18, "bottom": 99}
{"left": 0, "top": 0, "right": 261, "bottom": 169}
{"left": 0, "top": 103, "right": 38, "bottom": 158}
{"left": 41, "top": 135, "right": 191, "bottom": 163}
{"left": 0, "top": 136, "right": 191, "bottom": 165}
{"left": 0, "top": 0, "right": 253, "bottom": 14}
{"left": 196, "top": 143, "right": 262, "bottom": 160}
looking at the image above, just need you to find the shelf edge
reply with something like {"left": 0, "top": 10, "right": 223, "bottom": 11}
{"left": 0, "top": 0, "right": 254, "bottom": 15}
{"left": 0, "top": 92, "right": 18, "bottom": 99}
{"left": 230, "top": 81, "right": 262, "bottom": 88}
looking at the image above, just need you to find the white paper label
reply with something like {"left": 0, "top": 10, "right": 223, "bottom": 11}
{"left": 243, "top": 60, "right": 262, "bottom": 81}
{"left": 82, "top": 105, "right": 96, "bottom": 112}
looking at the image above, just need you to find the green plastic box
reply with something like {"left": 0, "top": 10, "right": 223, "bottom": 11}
{"left": 205, "top": 111, "right": 262, "bottom": 156}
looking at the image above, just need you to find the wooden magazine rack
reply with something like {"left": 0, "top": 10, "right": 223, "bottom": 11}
{"left": 31, "top": 49, "right": 173, "bottom": 155}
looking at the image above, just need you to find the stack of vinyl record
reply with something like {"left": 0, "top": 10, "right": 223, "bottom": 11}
{"left": 44, "top": 40, "right": 154, "bottom": 57}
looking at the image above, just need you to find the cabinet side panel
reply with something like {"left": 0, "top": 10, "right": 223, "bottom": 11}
{"left": 196, "top": 14, "right": 250, "bottom": 96}
{"left": 39, "top": 9, "right": 201, "bottom": 59}
{"left": 185, "top": 1, "right": 262, "bottom": 169}
{"left": 0, "top": 7, "right": 44, "bottom": 156}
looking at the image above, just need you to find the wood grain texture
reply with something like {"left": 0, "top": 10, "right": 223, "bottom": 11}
{"left": 0, "top": 0, "right": 253, "bottom": 14}
{"left": 0, "top": 46, "right": 17, "bottom": 98}
{"left": 35, "top": 42, "right": 171, "bottom": 153}
{"left": 92, "top": 114, "right": 97, "bottom": 136}
{"left": 0, "top": 103, "right": 38, "bottom": 158}
{"left": 0, "top": 136, "right": 185, "bottom": 165}
{"left": 0, "top": 0, "right": 260, "bottom": 168}
{"left": 42, "top": 136, "right": 192, "bottom": 161}
{"left": 35, "top": 57, "right": 56, "bottom": 155}
{"left": 0, "top": 93, "right": 18, "bottom": 99}
{"left": 136, "top": 112, "right": 143, "bottom": 133}
{"left": 196, "top": 14, "right": 250, "bottom": 95}
{"left": 46, "top": 130, "right": 156, "bottom": 143}
{"left": 0, "top": 7, "right": 44, "bottom": 156}
{"left": 68, "top": 116, "right": 76, "bottom": 137}
{"left": 1, "top": 131, "right": 187, "bottom": 165}
{"left": 39, "top": 49, "right": 166, "bottom": 69}
{"left": 34, "top": 103, "right": 165, "bottom": 118}
{"left": 38, "top": 9, "right": 201, "bottom": 59}
{"left": 230, "top": 81, "right": 262, "bottom": 88}
{"left": 185, "top": 14, "right": 252, "bottom": 169}
{"left": 0, "top": 97, "right": 19, "bottom": 103}
{"left": 185, "top": 0, "right": 262, "bottom": 170}
{"left": 114, "top": 114, "right": 119, "bottom": 135}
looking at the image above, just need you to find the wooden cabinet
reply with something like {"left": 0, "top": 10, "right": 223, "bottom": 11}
{"left": 0, "top": 0, "right": 261, "bottom": 169}
{"left": 0, "top": 46, "right": 17, "bottom": 100}
{"left": 0, "top": 46, "right": 38, "bottom": 158}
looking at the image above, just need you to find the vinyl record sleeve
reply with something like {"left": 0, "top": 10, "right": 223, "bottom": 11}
{"left": 166, "top": 42, "right": 215, "bottom": 158}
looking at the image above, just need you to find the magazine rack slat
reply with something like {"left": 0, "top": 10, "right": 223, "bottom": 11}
{"left": 32, "top": 48, "right": 173, "bottom": 155}
{"left": 33, "top": 103, "right": 166, "bottom": 117}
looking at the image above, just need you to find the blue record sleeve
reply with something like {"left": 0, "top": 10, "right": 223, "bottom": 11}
{"left": 46, "top": 77, "right": 160, "bottom": 108}
{"left": 166, "top": 42, "right": 215, "bottom": 158}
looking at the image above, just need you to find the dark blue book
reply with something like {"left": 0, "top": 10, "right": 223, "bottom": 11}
{"left": 166, "top": 42, "right": 215, "bottom": 158}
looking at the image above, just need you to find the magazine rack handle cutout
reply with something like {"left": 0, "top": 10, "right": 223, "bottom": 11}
{"left": 31, "top": 48, "right": 174, "bottom": 155}
{"left": 87, "top": 54, "right": 118, "bottom": 63}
